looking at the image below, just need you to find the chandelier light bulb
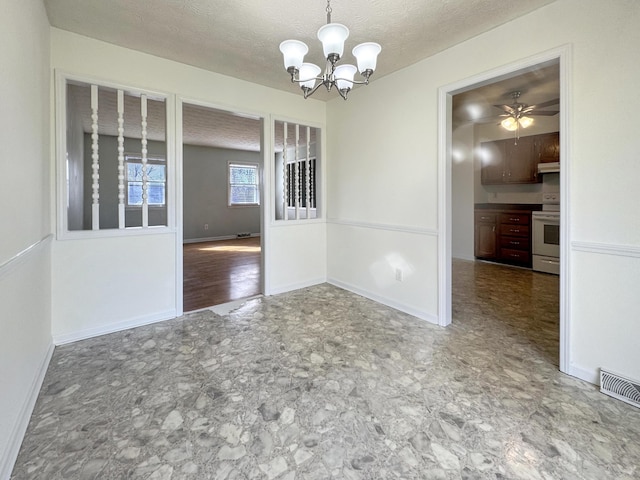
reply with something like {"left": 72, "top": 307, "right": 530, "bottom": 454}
{"left": 334, "top": 64, "right": 357, "bottom": 91}
{"left": 299, "top": 63, "right": 321, "bottom": 89}
{"left": 317, "top": 23, "right": 350, "bottom": 59}
{"left": 352, "top": 42, "right": 381, "bottom": 74}
{"left": 279, "top": 40, "right": 308, "bottom": 71}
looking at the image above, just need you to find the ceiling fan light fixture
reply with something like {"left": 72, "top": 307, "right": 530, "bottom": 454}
{"left": 501, "top": 117, "right": 518, "bottom": 131}
{"left": 519, "top": 116, "right": 534, "bottom": 129}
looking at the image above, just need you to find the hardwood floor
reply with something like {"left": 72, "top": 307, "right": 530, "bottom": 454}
{"left": 183, "top": 236, "right": 261, "bottom": 312}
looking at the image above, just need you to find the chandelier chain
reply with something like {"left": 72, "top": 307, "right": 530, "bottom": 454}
{"left": 326, "top": 0, "right": 332, "bottom": 23}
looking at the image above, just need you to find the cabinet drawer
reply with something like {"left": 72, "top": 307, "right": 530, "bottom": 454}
{"left": 500, "top": 236, "right": 530, "bottom": 250}
{"left": 500, "top": 248, "right": 530, "bottom": 263}
{"left": 500, "top": 224, "right": 529, "bottom": 237}
{"left": 499, "top": 213, "right": 530, "bottom": 225}
{"left": 475, "top": 212, "right": 497, "bottom": 223}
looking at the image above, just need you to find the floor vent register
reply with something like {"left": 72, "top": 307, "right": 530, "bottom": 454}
{"left": 600, "top": 369, "right": 640, "bottom": 409}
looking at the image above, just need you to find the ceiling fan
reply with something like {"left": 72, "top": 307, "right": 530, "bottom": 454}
{"left": 495, "top": 91, "right": 559, "bottom": 138}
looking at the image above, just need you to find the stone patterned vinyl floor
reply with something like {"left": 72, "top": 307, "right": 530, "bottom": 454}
{"left": 11, "top": 260, "right": 640, "bottom": 479}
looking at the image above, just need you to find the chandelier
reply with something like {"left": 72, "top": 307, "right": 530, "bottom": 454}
{"left": 279, "top": 0, "right": 381, "bottom": 100}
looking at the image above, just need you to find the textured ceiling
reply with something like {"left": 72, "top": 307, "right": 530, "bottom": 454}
{"left": 57, "top": 0, "right": 559, "bottom": 150}
{"left": 45, "top": 0, "right": 557, "bottom": 102}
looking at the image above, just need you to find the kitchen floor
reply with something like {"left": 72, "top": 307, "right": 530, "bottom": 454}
{"left": 11, "top": 261, "right": 640, "bottom": 479}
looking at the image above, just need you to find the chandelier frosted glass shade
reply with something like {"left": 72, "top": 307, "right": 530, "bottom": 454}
{"left": 334, "top": 64, "right": 357, "bottom": 91}
{"left": 317, "top": 23, "right": 350, "bottom": 59}
{"left": 299, "top": 63, "right": 322, "bottom": 89}
{"left": 279, "top": 40, "right": 309, "bottom": 71}
{"left": 352, "top": 42, "right": 382, "bottom": 74}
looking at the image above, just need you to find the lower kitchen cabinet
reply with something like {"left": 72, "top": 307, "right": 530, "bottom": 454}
{"left": 474, "top": 208, "right": 533, "bottom": 267}
{"left": 474, "top": 212, "right": 497, "bottom": 259}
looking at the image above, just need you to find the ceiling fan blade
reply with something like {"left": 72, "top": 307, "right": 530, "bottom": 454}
{"left": 473, "top": 115, "right": 505, "bottom": 124}
{"left": 530, "top": 110, "right": 559, "bottom": 116}
{"left": 531, "top": 98, "right": 560, "bottom": 109}
{"left": 494, "top": 104, "right": 515, "bottom": 115}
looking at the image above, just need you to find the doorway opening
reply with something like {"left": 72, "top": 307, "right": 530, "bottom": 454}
{"left": 439, "top": 47, "right": 570, "bottom": 374}
{"left": 181, "top": 102, "right": 264, "bottom": 312}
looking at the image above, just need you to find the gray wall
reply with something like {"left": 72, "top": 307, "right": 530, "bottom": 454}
{"left": 183, "top": 145, "right": 261, "bottom": 241}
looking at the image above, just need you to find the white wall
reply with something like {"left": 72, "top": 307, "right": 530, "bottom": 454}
{"left": 51, "top": 29, "right": 327, "bottom": 342}
{"left": 451, "top": 123, "right": 475, "bottom": 260}
{"left": 327, "top": 0, "right": 640, "bottom": 382}
{"left": 0, "top": 1, "right": 52, "bottom": 478}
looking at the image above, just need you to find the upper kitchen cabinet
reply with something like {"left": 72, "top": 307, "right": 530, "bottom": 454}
{"left": 534, "top": 132, "right": 560, "bottom": 163}
{"left": 480, "top": 135, "right": 538, "bottom": 185}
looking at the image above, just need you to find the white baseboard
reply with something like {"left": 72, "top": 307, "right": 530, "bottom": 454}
{"left": 53, "top": 310, "right": 177, "bottom": 346}
{"left": 327, "top": 277, "right": 438, "bottom": 325}
{"left": 452, "top": 254, "right": 475, "bottom": 262}
{"left": 568, "top": 364, "right": 599, "bottom": 386}
{"left": 267, "top": 277, "right": 326, "bottom": 296}
{"left": 0, "top": 341, "right": 54, "bottom": 480}
{"left": 183, "top": 233, "right": 261, "bottom": 244}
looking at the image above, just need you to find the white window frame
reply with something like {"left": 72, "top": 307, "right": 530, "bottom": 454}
{"left": 125, "top": 153, "right": 167, "bottom": 208}
{"left": 228, "top": 162, "right": 260, "bottom": 207}
{"left": 55, "top": 71, "right": 176, "bottom": 240}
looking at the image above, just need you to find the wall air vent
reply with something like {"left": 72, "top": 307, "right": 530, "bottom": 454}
{"left": 600, "top": 369, "right": 640, "bottom": 409}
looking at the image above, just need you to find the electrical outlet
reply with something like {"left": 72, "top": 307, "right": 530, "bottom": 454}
{"left": 395, "top": 268, "right": 403, "bottom": 282}
{"left": 204, "top": 224, "right": 209, "bottom": 230}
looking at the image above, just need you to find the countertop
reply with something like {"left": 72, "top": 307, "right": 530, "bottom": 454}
{"left": 474, "top": 203, "right": 542, "bottom": 211}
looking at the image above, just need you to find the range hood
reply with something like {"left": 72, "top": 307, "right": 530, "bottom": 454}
{"left": 538, "top": 162, "right": 560, "bottom": 174}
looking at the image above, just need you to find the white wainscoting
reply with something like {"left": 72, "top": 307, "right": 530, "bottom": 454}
{"left": 327, "top": 218, "right": 439, "bottom": 323}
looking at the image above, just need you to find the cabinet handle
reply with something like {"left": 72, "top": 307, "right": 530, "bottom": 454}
{"left": 511, "top": 229, "right": 520, "bottom": 233}
{"left": 509, "top": 217, "right": 519, "bottom": 221}
{"left": 492, "top": 226, "right": 495, "bottom": 232}
{"left": 510, "top": 241, "right": 520, "bottom": 245}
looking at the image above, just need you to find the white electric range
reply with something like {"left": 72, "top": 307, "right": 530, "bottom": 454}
{"left": 532, "top": 193, "right": 560, "bottom": 274}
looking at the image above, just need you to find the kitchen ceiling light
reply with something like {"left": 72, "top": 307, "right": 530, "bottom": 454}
{"left": 279, "top": 0, "right": 381, "bottom": 100}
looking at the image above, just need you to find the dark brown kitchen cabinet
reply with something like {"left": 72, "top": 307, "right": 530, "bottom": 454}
{"left": 534, "top": 132, "right": 560, "bottom": 163}
{"left": 498, "top": 212, "right": 531, "bottom": 265}
{"left": 474, "top": 208, "right": 532, "bottom": 267}
{"left": 504, "top": 136, "right": 536, "bottom": 183}
{"left": 480, "top": 133, "right": 559, "bottom": 185}
{"left": 479, "top": 141, "right": 505, "bottom": 185}
{"left": 474, "top": 212, "right": 497, "bottom": 259}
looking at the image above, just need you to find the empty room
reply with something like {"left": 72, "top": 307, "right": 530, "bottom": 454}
{"left": 2, "top": 1, "right": 640, "bottom": 479}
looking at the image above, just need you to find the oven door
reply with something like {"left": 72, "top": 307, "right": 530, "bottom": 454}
{"left": 532, "top": 213, "right": 560, "bottom": 258}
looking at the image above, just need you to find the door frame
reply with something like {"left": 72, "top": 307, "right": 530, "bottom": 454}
{"left": 437, "top": 45, "right": 572, "bottom": 374}
{"left": 175, "top": 97, "right": 268, "bottom": 316}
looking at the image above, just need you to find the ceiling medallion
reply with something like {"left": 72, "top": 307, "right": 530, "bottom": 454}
{"left": 279, "top": 0, "right": 381, "bottom": 100}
